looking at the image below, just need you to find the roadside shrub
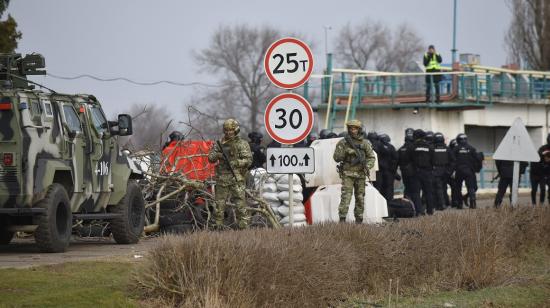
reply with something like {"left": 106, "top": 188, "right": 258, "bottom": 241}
{"left": 134, "top": 206, "right": 550, "bottom": 307}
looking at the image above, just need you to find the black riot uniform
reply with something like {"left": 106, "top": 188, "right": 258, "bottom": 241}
{"left": 377, "top": 134, "right": 398, "bottom": 201}
{"left": 532, "top": 135, "right": 550, "bottom": 205}
{"left": 367, "top": 131, "right": 383, "bottom": 190}
{"left": 248, "top": 132, "right": 266, "bottom": 169}
{"left": 409, "top": 129, "right": 436, "bottom": 215}
{"left": 494, "top": 160, "right": 528, "bottom": 207}
{"left": 397, "top": 130, "right": 415, "bottom": 199}
{"left": 432, "top": 133, "right": 454, "bottom": 210}
{"left": 452, "top": 134, "right": 478, "bottom": 209}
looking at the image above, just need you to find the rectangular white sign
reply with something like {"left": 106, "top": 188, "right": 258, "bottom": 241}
{"left": 266, "top": 147, "right": 315, "bottom": 174}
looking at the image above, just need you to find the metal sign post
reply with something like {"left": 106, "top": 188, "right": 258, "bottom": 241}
{"left": 264, "top": 37, "right": 315, "bottom": 227}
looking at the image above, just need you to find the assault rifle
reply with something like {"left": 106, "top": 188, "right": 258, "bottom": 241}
{"left": 216, "top": 140, "right": 238, "bottom": 181}
{"left": 344, "top": 135, "right": 366, "bottom": 166}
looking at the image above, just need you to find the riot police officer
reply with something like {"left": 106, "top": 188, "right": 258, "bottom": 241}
{"left": 432, "top": 132, "right": 454, "bottom": 210}
{"left": 452, "top": 133, "right": 478, "bottom": 209}
{"left": 494, "top": 159, "right": 528, "bottom": 208}
{"left": 248, "top": 132, "right": 266, "bottom": 170}
{"left": 377, "top": 133, "right": 398, "bottom": 201}
{"left": 409, "top": 129, "right": 436, "bottom": 215}
{"left": 397, "top": 128, "right": 415, "bottom": 199}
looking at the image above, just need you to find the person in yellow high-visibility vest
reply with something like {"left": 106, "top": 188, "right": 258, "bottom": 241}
{"left": 423, "top": 45, "right": 443, "bottom": 103}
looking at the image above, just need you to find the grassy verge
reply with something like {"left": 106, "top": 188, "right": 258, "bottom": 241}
{"left": 344, "top": 248, "right": 550, "bottom": 307}
{"left": 0, "top": 261, "right": 137, "bottom": 308}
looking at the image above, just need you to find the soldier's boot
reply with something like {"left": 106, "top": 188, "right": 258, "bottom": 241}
{"left": 355, "top": 216, "right": 363, "bottom": 224}
{"left": 494, "top": 200, "right": 501, "bottom": 209}
{"left": 470, "top": 198, "right": 477, "bottom": 209}
{"left": 339, "top": 217, "right": 346, "bottom": 223}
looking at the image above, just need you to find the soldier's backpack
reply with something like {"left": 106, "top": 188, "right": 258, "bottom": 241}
{"left": 387, "top": 198, "right": 416, "bottom": 218}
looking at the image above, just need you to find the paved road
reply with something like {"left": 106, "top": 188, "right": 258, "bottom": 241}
{"left": 0, "top": 236, "right": 158, "bottom": 269}
{"left": 0, "top": 194, "right": 535, "bottom": 269}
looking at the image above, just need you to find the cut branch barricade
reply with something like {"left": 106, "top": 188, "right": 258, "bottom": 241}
{"left": 131, "top": 142, "right": 281, "bottom": 235}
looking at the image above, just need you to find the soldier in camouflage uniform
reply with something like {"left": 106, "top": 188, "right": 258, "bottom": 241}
{"left": 333, "top": 120, "right": 376, "bottom": 223}
{"left": 208, "top": 119, "right": 252, "bottom": 229}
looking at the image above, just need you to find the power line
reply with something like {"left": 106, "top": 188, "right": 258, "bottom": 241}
{"left": 46, "top": 72, "right": 227, "bottom": 88}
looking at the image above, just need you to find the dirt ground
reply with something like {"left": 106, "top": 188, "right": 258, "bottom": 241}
{"left": 0, "top": 195, "right": 534, "bottom": 269}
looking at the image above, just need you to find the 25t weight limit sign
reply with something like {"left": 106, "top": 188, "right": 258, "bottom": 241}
{"left": 264, "top": 37, "right": 314, "bottom": 89}
{"left": 266, "top": 147, "right": 315, "bottom": 174}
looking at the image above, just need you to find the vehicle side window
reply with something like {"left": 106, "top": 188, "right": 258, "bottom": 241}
{"left": 62, "top": 105, "right": 82, "bottom": 133}
{"left": 90, "top": 107, "right": 108, "bottom": 134}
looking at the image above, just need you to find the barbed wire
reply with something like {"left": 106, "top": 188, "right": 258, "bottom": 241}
{"left": 46, "top": 72, "right": 228, "bottom": 88}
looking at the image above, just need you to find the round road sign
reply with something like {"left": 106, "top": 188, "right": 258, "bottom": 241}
{"left": 264, "top": 93, "right": 314, "bottom": 145}
{"left": 264, "top": 37, "right": 314, "bottom": 89}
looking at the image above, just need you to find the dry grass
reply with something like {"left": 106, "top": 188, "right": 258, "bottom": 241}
{"left": 133, "top": 206, "right": 550, "bottom": 307}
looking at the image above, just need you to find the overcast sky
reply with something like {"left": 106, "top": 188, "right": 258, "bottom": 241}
{"left": 9, "top": 0, "right": 511, "bottom": 120}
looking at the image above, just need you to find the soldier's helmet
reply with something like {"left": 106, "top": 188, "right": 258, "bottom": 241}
{"left": 379, "top": 133, "right": 391, "bottom": 144}
{"left": 413, "top": 129, "right": 426, "bottom": 140}
{"left": 223, "top": 118, "right": 240, "bottom": 134}
{"left": 456, "top": 133, "right": 468, "bottom": 145}
{"left": 434, "top": 132, "right": 445, "bottom": 144}
{"left": 405, "top": 128, "right": 414, "bottom": 137}
{"left": 169, "top": 131, "right": 184, "bottom": 142}
{"left": 346, "top": 119, "right": 362, "bottom": 130}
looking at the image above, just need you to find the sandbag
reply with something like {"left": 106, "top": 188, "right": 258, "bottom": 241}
{"left": 277, "top": 191, "right": 304, "bottom": 202}
{"left": 276, "top": 174, "right": 301, "bottom": 185}
{"left": 262, "top": 183, "right": 278, "bottom": 193}
{"left": 280, "top": 214, "right": 307, "bottom": 224}
{"left": 276, "top": 183, "right": 303, "bottom": 192}
{"left": 262, "top": 192, "right": 279, "bottom": 202}
{"left": 265, "top": 176, "right": 276, "bottom": 184}
{"left": 283, "top": 200, "right": 304, "bottom": 207}
{"left": 277, "top": 204, "right": 305, "bottom": 216}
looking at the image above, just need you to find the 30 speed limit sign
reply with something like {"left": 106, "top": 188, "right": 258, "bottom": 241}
{"left": 264, "top": 93, "right": 313, "bottom": 145}
{"left": 264, "top": 37, "right": 314, "bottom": 89}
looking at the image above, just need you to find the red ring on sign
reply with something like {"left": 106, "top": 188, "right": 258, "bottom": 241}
{"left": 264, "top": 37, "right": 314, "bottom": 89}
{"left": 264, "top": 93, "right": 314, "bottom": 145}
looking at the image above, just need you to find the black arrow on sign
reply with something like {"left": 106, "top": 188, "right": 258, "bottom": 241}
{"left": 270, "top": 154, "right": 276, "bottom": 167}
{"left": 303, "top": 154, "right": 310, "bottom": 166}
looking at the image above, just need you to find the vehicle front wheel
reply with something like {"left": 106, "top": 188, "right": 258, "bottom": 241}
{"left": 110, "top": 181, "right": 145, "bottom": 244}
{"left": 34, "top": 184, "right": 73, "bottom": 253}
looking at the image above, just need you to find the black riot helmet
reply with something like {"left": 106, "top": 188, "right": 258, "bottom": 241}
{"left": 379, "top": 133, "right": 391, "bottom": 144}
{"left": 456, "top": 133, "right": 468, "bottom": 145}
{"left": 248, "top": 131, "right": 263, "bottom": 143}
{"left": 367, "top": 131, "right": 379, "bottom": 142}
{"left": 413, "top": 129, "right": 426, "bottom": 140}
{"left": 327, "top": 132, "right": 338, "bottom": 138}
{"left": 434, "top": 132, "right": 445, "bottom": 144}
{"left": 319, "top": 129, "right": 331, "bottom": 139}
{"left": 449, "top": 139, "right": 457, "bottom": 149}
{"left": 425, "top": 131, "right": 434, "bottom": 143}
{"left": 169, "top": 131, "right": 184, "bottom": 142}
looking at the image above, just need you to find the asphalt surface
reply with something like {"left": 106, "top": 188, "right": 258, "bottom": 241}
{"left": 0, "top": 194, "right": 534, "bottom": 269}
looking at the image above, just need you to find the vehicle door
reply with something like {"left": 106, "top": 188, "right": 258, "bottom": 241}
{"left": 86, "top": 103, "right": 113, "bottom": 194}
{"left": 58, "top": 101, "right": 87, "bottom": 195}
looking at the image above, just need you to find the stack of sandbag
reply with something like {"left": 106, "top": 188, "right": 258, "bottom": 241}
{"left": 260, "top": 176, "right": 281, "bottom": 216}
{"left": 275, "top": 174, "right": 307, "bottom": 227}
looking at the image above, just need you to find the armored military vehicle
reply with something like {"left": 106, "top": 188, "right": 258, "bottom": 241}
{"left": 0, "top": 53, "right": 145, "bottom": 252}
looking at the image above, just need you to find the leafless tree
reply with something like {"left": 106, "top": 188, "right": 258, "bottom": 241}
{"left": 193, "top": 24, "right": 283, "bottom": 133}
{"left": 118, "top": 103, "right": 175, "bottom": 151}
{"left": 335, "top": 20, "right": 389, "bottom": 70}
{"left": 505, "top": 0, "right": 550, "bottom": 70}
{"left": 336, "top": 20, "right": 424, "bottom": 72}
